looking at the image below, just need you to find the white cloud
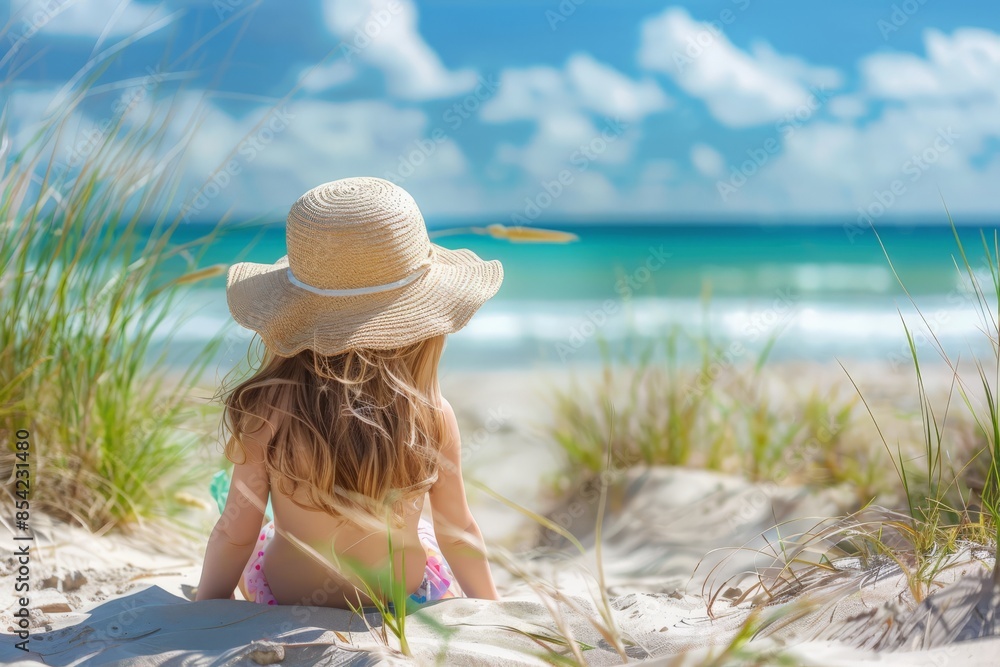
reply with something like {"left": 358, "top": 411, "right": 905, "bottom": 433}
{"left": 749, "top": 28, "right": 1000, "bottom": 215}
{"left": 690, "top": 143, "right": 725, "bottom": 177}
{"left": 482, "top": 52, "right": 670, "bottom": 124}
{"left": 297, "top": 60, "right": 356, "bottom": 93}
{"left": 481, "top": 52, "right": 668, "bottom": 180}
{"left": 748, "top": 108, "right": 990, "bottom": 215}
{"left": 6, "top": 79, "right": 184, "bottom": 168}
{"left": 625, "top": 16, "right": 1000, "bottom": 216}
{"left": 862, "top": 28, "right": 1000, "bottom": 102}
{"left": 10, "top": 0, "right": 171, "bottom": 39}
{"left": 639, "top": 158, "right": 679, "bottom": 184}
{"left": 476, "top": 51, "right": 662, "bottom": 217}
{"left": 489, "top": 109, "right": 606, "bottom": 178}
{"left": 7, "top": 80, "right": 482, "bottom": 219}
{"left": 271, "top": 100, "right": 468, "bottom": 180}
{"left": 613, "top": 28, "right": 1000, "bottom": 217}
{"left": 565, "top": 53, "right": 672, "bottom": 122}
{"left": 553, "top": 170, "right": 618, "bottom": 214}
{"left": 479, "top": 65, "right": 563, "bottom": 123}
{"left": 321, "top": 0, "right": 477, "bottom": 100}
{"left": 638, "top": 6, "right": 841, "bottom": 127}
{"left": 173, "top": 96, "right": 480, "bottom": 218}
{"left": 747, "top": 41, "right": 843, "bottom": 91}
{"left": 12, "top": 12, "right": 1000, "bottom": 221}
{"left": 6, "top": 85, "right": 60, "bottom": 133}
{"left": 828, "top": 95, "right": 868, "bottom": 119}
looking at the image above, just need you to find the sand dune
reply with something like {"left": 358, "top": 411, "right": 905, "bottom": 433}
{"left": 4, "top": 466, "right": 998, "bottom": 665}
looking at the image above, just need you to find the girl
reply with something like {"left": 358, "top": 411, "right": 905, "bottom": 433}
{"left": 195, "top": 176, "right": 504, "bottom": 609}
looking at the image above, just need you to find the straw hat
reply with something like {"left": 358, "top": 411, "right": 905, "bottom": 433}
{"left": 226, "top": 177, "right": 504, "bottom": 357}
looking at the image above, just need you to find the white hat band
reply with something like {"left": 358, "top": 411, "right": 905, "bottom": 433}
{"left": 286, "top": 264, "right": 430, "bottom": 297}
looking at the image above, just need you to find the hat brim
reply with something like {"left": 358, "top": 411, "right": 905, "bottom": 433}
{"left": 225, "top": 243, "right": 504, "bottom": 357}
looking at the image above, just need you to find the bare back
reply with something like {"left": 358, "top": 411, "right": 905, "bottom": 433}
{"left": 258, "top": 470, "right": 429, "bottom": 608}
{"left": 215, "top": 396, "right": 498, "bottom": 607}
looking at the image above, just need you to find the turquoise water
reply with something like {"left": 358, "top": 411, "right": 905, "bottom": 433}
{"left": 155, "top": 221, "right": 1000, "bottom": 372}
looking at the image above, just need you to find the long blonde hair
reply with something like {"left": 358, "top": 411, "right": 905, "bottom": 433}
{"left": 219, "top": 334, "right": 446, "bottom": 528}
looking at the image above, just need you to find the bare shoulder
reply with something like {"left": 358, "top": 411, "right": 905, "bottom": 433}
{"left": 236, "top": 407, "right": 280, "bottom": 464}
{"left": 439, "top": 395, "right": 456, "bottom": 420}
{"left": 432, "top": 395, "right": 463, "bottom": 482}
{"left": 428, "top": 393, "right": 475, "bottom": 539}
{"left": 438, "top": 395, "right": 460, "bottom": 443}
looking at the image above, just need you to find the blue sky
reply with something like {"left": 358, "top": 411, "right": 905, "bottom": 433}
{"left": 5, "top": 0, "right": 1000, "bottom": 224}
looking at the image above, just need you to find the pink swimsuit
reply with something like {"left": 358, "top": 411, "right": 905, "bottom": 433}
{"left": 242, "top": 517, "right": 463, "bottom": 607}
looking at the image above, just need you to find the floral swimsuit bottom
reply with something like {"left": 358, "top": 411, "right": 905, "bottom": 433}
{"left": 242, "top": 517, "right": 463, "bottom": 607}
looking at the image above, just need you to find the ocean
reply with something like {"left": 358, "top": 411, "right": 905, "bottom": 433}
{"left": 153, "top": 221, "right": 1000, "bottom": 375}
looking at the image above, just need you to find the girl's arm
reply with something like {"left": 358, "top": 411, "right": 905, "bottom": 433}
{"left": 428, "top": 397, "right": 500, "bottom": 600}
{"left": 195, "top": 426, "right": 271, "bottom": 601}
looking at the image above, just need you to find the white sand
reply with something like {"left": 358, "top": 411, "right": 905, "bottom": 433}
{"left": 4, "top": 466, "right": 997, "bottom": 665}
{"left": 3, "top": 362, "right": 998, "bottom": 664}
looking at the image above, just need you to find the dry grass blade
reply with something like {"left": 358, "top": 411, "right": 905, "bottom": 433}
{"left": 475, "top": 477, "right": 637, "bottom": 663}
{"left": 490, "top": 548, "right": 591, "bottom": 665}
{"left": 484, "top": 224, "right": 579, "bottom": 243}
{"left": 471, "top": 479, "right": 589, "bottom": 557}
{"left": 428, "top": 223, "right": 579, "bottom": 243}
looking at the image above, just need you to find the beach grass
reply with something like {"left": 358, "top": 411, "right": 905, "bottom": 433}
{"left": 543, "top": 215, "right": 997, "bottom": 620}
{"left": 0, "top": 74, "right": 229, "bottom": 531}
{"left": 728, "top": 220, "right": 1000, "bottom": 607}
{"left": 835, "top": 218, "right": 1000, "bottom": 595}
{"left": 545, "top": 325, "right": 870, "bottom": 500}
